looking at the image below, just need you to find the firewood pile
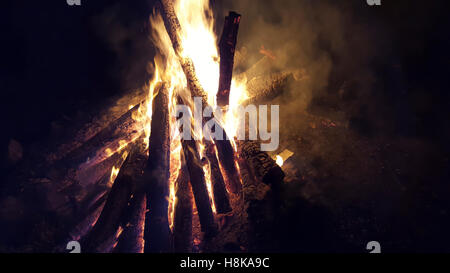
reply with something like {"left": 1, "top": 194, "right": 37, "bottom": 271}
{"left": 1, "top": 0, "right": 304, "bottom": 253}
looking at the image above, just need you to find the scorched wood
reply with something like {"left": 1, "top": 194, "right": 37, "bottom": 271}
{"left": 205, "top": 142, "right": 232, "bottom": 214}
{"left": 158, "top": 0, "right": 241, "bottom": 193}
{"left": 172, "top": 161, "right": 193, "bottom": 252}
{"left": 214, "top": 137, "right": 241, "bottom": 194}
{"left": 63, "top": 102, "right": 144, "bottom": 170}
{"left": 237, "top": 140, "right": 284, "bottom": 186}
{"left": 176, "top": 95, "right": 217, "bottom": 237}
{"left": 217, "top": 11, "right": 241, "bottom": 107}
{"left": 113, "top": 192, "right": 146, "bottom": 253}
{"left": 158, "top": 0, "right": 241, "bottom": 194}
{"left": 144, "top": 82, "right": 171, "bottom": 253}
{"left": 82, "top": 151, "right": 135, "bottom": 252}
{"left": 182, "top": 138, "right": 217, "bottom": 237}
{"left": 243, "top": 71, "right": 297, "bottom": 106}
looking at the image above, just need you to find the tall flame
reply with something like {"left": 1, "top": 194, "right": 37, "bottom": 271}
{"left": 109, "top": 0, "right": 248, "bottom": 231}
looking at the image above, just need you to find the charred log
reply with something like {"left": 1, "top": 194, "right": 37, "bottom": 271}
{"left": 217, "top": 11, "right": 241, "bottom": 107}
{"left": 144, "top": 82, "right": 171, "bottom": 253}
{"left": 205, "top": 142, "right": 232, "bottom": 214}
{"left": 238, "top": 56, "right": 274, "bottom": 81}
{"left": 237, "top": 145, "right": 279, "bottom": 252}
{"left": 243, "top": 71, "right": 298, "bottom": 106}
{"left": 214, "top": 135, "right": 241, "bottom": 194}
{"left": 182, "top": 138, "right": 217, "bottom": 237}
{"left": 172, "top": 162, "right": 193, "bottom": 252}
{"left": 158, "top": 0, "right": 208, "bottom": 104}
{"left": 237, "top": 140, "right": 284, "bottom": 187}
{"left": 82, "top": 150, "right": 136, "bottom": 252}
{"left": 61, "top": 102, "right": 144, "bottom": 170}
{"left": 174, "top": 95, "right": 217, "bottom": 237}
{"left": 113, "top": 192, "right": 146, "bottom": 253}
{"left": 159, "top": 0, "right": 241, "bottom": 195}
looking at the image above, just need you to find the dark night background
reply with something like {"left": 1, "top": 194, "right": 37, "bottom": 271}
{"left": 1, "top": 0, "right": 449, "bottom": 252}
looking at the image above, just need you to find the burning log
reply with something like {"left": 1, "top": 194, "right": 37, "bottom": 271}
{"left": 237, "top": 143, "right": 279, "bottom": 252}
{"left": 62, "top": 102, "right": 144, "bottom": 170}
{"left": 205, "top": 142, "right": 232, "bottom": 214}
{"left": 217, "top": 11, "right": 241, "bottom": 107}
{"left": 215, "top": 138, "right": 241, "bottom": 194}
{"left": 237, "top": 140, "right": 284, "bottom": 187}
{"left": 175, "top": 94, "right": 217, "bottom": 237}
{"left": 113, "top": 192, "right": 146, "bottom": 253}
{"left": 215, "top": 11, "right": 242, "bottom": 194}
{"left": 243, "top": 71, "right": 297, "bottom": 106}
{"left": 172, "top": 161, "right": 193, "bottom": 252}
{"left": 144, "top": 82, "right": 171, "bottom": 253}
{"left": 82, "top": 149, "right": 137, "bottom": 252}
{"left": 181, "top": 138, "right": 217, "bottom": 237}
{"left": 239, "top": 56, "right": 274, "bottom": 81}
{"left": 159, "top": 0, "right": 241, "bottom": 194}
{"left": 158, "top": 0, "right": 207, "bottom": 104}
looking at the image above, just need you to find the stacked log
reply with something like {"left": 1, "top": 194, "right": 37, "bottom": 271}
{"left": 236, "top": 141, "right": 281, "bottom": 252}
{"left": 144, "top": 82, "right": 171, "bottom": 253}
{"left": 205, "top": 142, "right": 232, "bottom": 214}
{"left": 113, "top": 192, "right": 146, "bottom": 253}
{"left": 217, "top": 11, "right": 241, "bottom": 107}
{"left": 63, "top": 102, "right": 144, "bottom": 170}
{"left": 159, "top": 0, "right": 241, "bottom": 195}
{"left": 243, "top": 71, "right": 296, "bottom": 106}
{"left": 181, "top": 138, "right": 217, "bottom": 237}
{"left": 172, "top": 161, "right": 193, "bottom": 252}
{"left": 81, "top": 144, "right": 144, "bottom": 252}
{"left": 175, "top": 95, "right": 217, "bottom": 237}
{"left": 237, "top": 140, "right": 284, "bottom": 187}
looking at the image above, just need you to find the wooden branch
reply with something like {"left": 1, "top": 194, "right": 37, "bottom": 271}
{"left": 217, "top": 11, "right": 241, "bottom": 107}
{"left": 205, "top": 142, "right": 232, "bottom": 214}
{"left": 144, "top": 82, "right": 171, "bottom": 253}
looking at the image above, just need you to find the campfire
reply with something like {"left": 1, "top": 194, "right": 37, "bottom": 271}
{"left": 56, "top": 0, "right": 300, "bottom": 253}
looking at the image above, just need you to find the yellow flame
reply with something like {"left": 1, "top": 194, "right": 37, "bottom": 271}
{"left": 174, "top": 0, "right": 220, "bottom": 105}
{"left": 130, "top": 0, "right": 250, "bottom": 227}
{"left": 109, "top": 166, "right": 120, "bottom": 186}
{"left": 276, "top": 155, "right": 284, "bottom": 167}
